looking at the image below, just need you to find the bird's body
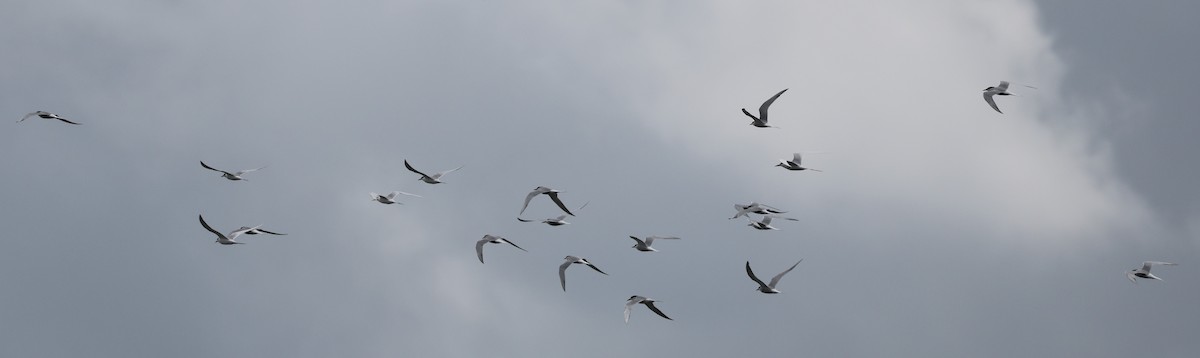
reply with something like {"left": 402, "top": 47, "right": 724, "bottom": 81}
{"left": 982, "top": 81, "right": 1012, "bottom": 113}
{"left": 200, "top": 161, "right": 265, "bottom": 181}
{"left": 521, "top": 186, "right": 576, "bottom": 216}
{"left": 746, "top": 260, "right": 802, "bottom": 294}
{"left": 624, "top": 295, "right": 672, "bottom": 323}
{"left": 776, "top": 153, "right": 822, "bottom": 172}
{"left": 1127, "top": 261, "right": 1177, "bottom": 284}
{"left": 404, "top": 160, "right": 462, "bottom": 184}
{"left": 19, "top": 111, "right": 80, "bottom": 125}
{"left": 199, "top": 214, "right": 245, "bottom": 245}
{"left": 742, "top": 89, "right": 788, "bottom": 128}
{"left": 475, "top": 234, "right": 527, "bottom": 264}
{"left": 370, "top": 191, "right": 421, "bottom": 205}
{"left": 629, "top": 235, "right": 681, "bottom": 252}
{"left": 559, "top": 255, "right": 607, "bottom": 291}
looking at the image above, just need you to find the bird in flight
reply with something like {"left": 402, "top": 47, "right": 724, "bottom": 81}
{"left": 624, "top": 295, "right": 672, "bottom": 323}
{"left": 370, "top": 191, "right": 421, "bottom": 205}
{"left": 521, "top": 186, "right": 577, "bottom": 216}
{"left": 200, "top": 161, "right": 265, "bottom": 181}
{"left": 404, "top": 160, "right": 463, "bottom": 184}
{"left": 559, "top": 255, "right": 608, "bottom": 291}
{"left": 742, "top": 88, "right": 787, "bottom": 128}
{"left": 628, "top": 235, "right": 681, "bottom": 252}
{"left": 19, "top": 111, "right": 80, "bottom": 125}
{"left": 730, "top": 202, "right": 788, "bottom": 220}
{"left": 746, "top": 215, "right": 797, "bottom": 230}
{"left": 776, "top": 153, "right": 822, "bottom": 172}
{"left": 1127, "top": 261, "right": 1177, "bottom": 284}
{"left": 746, "top": 260, "right": 802, "bottom": 294}
{"left": 517, "top": 202, "right": 588, "bottom": 226}
{"left": 982, "top": 81, "right": 1013, "bottom": 113}
{"left": 198, "top": 214, "right": 246, "bottom": 245}
{"left": 475, "top": 234, "right": 527, "bottom": 264}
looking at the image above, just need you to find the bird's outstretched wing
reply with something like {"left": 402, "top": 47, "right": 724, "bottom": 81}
{"left": 745, "top": 261, "right": 769, "bottom": 288}
{"left": 546, "top": 191, "right": 575, "bottom": 216}
{"left": 758, "top": 88, "right": 789, "bottom": 121}
{"left": 983, "top": 93, "right": 1002, "bottom": 113}
{"left": 644, "top": 301, "right": 673, "bottom": 321}
{"left": 200, "top": 161, "right": 232, "bottom": 175}
{"left": 768, "top": 260, "right": 802, "bottom": 288}
{"left": 404, "top": 160, "right": 431, "bottom": 178}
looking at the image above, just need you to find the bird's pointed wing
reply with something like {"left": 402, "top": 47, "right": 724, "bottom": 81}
{"left": 396, "top": 191, "right": 422, "bottom": 198}
{"left": 559, "top": 261, "right": 572, "bottom": 291}
{"left": 236, "top": 166, "right": 265, "bottom": 175}
{"left": 404, "top": 160, "right": 431, "bottom": 178}
{"left": 18, "top": 112, "right": 36, "bottom": 123}
{"left": 761, "top": 216, "right": 773, "bottom": 225}
{"left": 768, "top": 260, "right": 802, "bottom": 288}
{"left": 434, "top": 165, "right": 463, "bottom": 178}
{"left": 766, "top": 214, "right": 799, "bottom": 221}
{"left": 792, "top": 153, "right": 802, "bottom": 165}
{"left": 386, "top": 191, "right": 399, "bottom": 200}
{"left": 645, "top": 236, "right": 679, "bottom": 245}
{"left": 256, "top": 229, "right": 286, "bottom": 235}
{"left": 644, "top": 301, "right": 673, "bottom": 321}
{"left": 758, "top": 203, "right": 786, "bottom": 213}
{"left": 758, "top": 88, "right": 788, "bottom": 120}
{"left": 629, "top": 236, "right": 647, "bottom": 246}
{"left": 55, "top": 116, "right": 81, "bottom": 125}
{"left": 745, "top": 261, "right": 769, "bottom": 288}
{"left": 502, "top": 239, "right": 527, "bottom": 252}
{"left": 1143, "top": 261, "right": 1177, "bottom": 271}
{"left": 517, "top": 217, "right": 535, "bottom": 222}
{"left": 624, "top": 299, "right": 638, "bottom": 323}
{"left": 198, "top": 214, "right": 227, "bottom": 241}
{"left": 741, "top": 108, "right": 759, "bottom": 122}
{"left": 546, "top": 191, "right": 575, "bottom": 216}
{"left": 1127, "top": 272, "right": 1137, "bottom": 284}
{"left": 475, "top": 239, "right": 487, "bottom": 264}
{"left": 200, "top": 161, "right": 232, "bottom": 175}
{"left": 520, "top": 189, "right": 540, "bottom": 215}
{"left": 585, "top": 262, "right": 608, "bottom": 275}
{"left": 983, "top": 93, "right": 1002, "bottom": 113}
{"left": 575, "top": 201, "right": 590, "bottom": 213}
{"left": 997, "top": 81, "right": 1010, "bottom": 91}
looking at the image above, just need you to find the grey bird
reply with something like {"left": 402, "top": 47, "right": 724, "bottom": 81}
{"left": 776, "top": 153, "right": 822, "bottom": 172}
{"left": 200, "top": 161, "right": 265, "bottom": 181}
{"left": 624, "top": 295, "right": 672, "bottom": 323}
{"left": 520, "top": 186, "right": 576, "bottom": 216}
{"left": 199, "top": 214, "right": 245, "bottom": 245}
{"left": 629, "top": 235, "right": 681, "bottom": 252}
{"left": 370, "top": 191, "right": 421, "bottom": 205}
{"left": 475, "top": 234, "right": 527, "bottom": 264}
{"left": 746, "top": 260, "right": 802, "bottom": 294}
{"left": 1127, "top": 261, "right": 1178, "bottom": 284}
{"left": 518, "top": 202, "right": 589, "bottom": 226}
{"left": 404, "top": 159, "right": 463, "bottom": 184}
{"left": 742, "top": 88, "right": 787, "bottom": 128}
{"left": 559, "top": 255, "right": 608, "bottom": 291}
{"left": 982, "top": 81, "right": 1012, "bottom": 113}
{"left": 730, "top": 202, "right": 788, "bottom": 220}
{"left": 19, "top": 111, "right": 80, "bottom": 125}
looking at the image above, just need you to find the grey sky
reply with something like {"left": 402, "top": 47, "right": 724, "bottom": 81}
{"left": 2, "top": 1, "right": 1198, "bottom": 357}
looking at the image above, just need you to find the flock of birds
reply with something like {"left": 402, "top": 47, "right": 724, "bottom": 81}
{"left": 18, "top": 80, "right": 1177, "bottom": 324}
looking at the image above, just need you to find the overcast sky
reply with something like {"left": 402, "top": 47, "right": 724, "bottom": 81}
{"left": 2, "top": 1, "right": 1198, "bottom": 357}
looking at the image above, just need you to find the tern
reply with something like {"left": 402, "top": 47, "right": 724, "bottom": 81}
{"left": 982, "top": 81, "right": 1013, "bottom": 113}
{"left": 200, "top": 161, "right": 265, "bottom": 181}
{"left": 475, "top": 234, "right": 527, "bottom": 264}
{"left": 742, "top": 88, "right": 787, "bottom": 128}
{"left": 559, "top": 255, "right": 608, "bottom": 291}
{"left": 199, "top": 214, "right": 245, "bottom": 245}
{"left": 730, "top": 202, "right": 788, "bottom": 219}
{"left": 629, "top": 235, "right": 681, "bottom": 252}
{"left": 518, "top": 202, "right": 589, "bottom": 225}
{"left": 230, "top": 226, "right": 286, "bottom": 236}
{"left": 370, "top": 191, "right": 421, "bottom": 205}
{"left": 776, "top": 153, "right": 822, "bottom": 172}
{"left": 746, "top": 215, "right": 797, "bottom": 230}
{"left": 746, "top": 260, "right": 802, "bottom": 294}
{"left": 1127, "top": 261, "right": 1178, "bottom": 284}
{"left": 520, "top": 186, "right": 576, "bottom": 216}
{"left": 19, "top": 111, "right": 80, "bottom": 125}
{"left": 624, "top": 296, "right": 672, "bottom": 323}
{"left": 404, "top": 160, "right": 463, "bottom": 184}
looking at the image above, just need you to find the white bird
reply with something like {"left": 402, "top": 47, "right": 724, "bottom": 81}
{"left": 475, "top": 234, "right": 527, "bottom": 264}
{"left": 629, "top": 235, "right": 681, "bottom": 252}
{"left": 624, "top": 295, "right": 672, "bottom": 323}
{"left": 370, "top": 191, "right": 421, "bottom": 205}
{"left": 230, "top": 226, "right": 286, "bottom": 236}
{"left": 199, "top": 214, "right": 245, "bottom": 245}
{"left": 521, "top": 186, "right": 576, "bottom": 216}
{"left": 518, "top": 202, "right": 589, "bottom": 225}
{"left": 200, "top": 161, "right": 265, "bottom": 181}
{"left": 404, "top": 160, "right": 463, "bottom": 184}
{"left": 1127, "top": 261, "right": 1178, "bottom": 284}
{"left": 730, "top": 202, "right": 788, "bottom": 219}
{"left": 559, "top": 255, "right": 607, "bottom": 291}
{"left": 19, "top": 111, "right": 80, "bottom": 125}
{"left": 746, "top": 215, "right": 797, "bottom": 230}
{"left": 746, "top": 260, "right": 802, "bottom": 294}
{"left": 982, "top": 81, "right": 1013, "bottom": 113}
{"left": 776, "top": 153, "right": 822, "bottom": 172}
{"left": 742, "top": 88, "right": 787, "bottom": 128}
